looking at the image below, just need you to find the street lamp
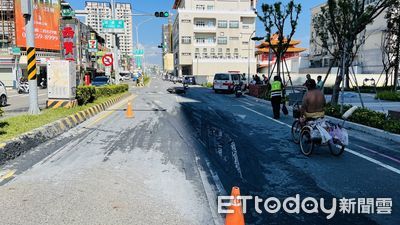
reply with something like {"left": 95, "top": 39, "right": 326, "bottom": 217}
{"left": 248, "top": 32, "right": 263, "bottom": 84}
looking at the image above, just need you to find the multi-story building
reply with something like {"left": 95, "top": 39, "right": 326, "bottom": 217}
{"left": 162, "top": 23, "right": 174, "bottom": 73}
{"left": 172, "top": 0, "right": 257, "bottom": 83}
{"left": 85, "top": 1, "right": 133, "bottom": 57}
{"left": 162, "top": 24, "right": 173, "bottom": 53}
{"left": 309, "top": 2, "right": 387, "bottom": 74}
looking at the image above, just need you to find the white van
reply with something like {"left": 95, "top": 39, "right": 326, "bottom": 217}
{"left": 213, "top": 73, "right": 242, "bottom": 93}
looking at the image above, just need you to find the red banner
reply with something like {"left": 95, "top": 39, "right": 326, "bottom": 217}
{"left": 14, "top": 0, "right": 61, "bottom": 50}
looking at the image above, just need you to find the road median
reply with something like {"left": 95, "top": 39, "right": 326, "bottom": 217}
{"left": 0, "top": 92, "right": 132, "bottom": 165}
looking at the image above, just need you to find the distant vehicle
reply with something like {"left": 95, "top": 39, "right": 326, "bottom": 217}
{"left": 0, "top": 81, "right": 7, "bottom": 106}
{"left": 213, "top": 73, "right": 241, "bottom": 93}
{"left": 171, "top": 76, "right": 182, "bottom": 84}
{"left": 119, "top": 72, "right": 132, "bottom": 81}
{"left": 92, "top": 76, "right": 109, "bottom": 86}
{"left": 183, "top": 76, "right": 196, "bottom": 85}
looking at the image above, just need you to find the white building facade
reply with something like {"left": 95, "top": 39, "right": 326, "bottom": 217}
{"left": 309, "top": 2, "right": 387, "bottom": 74}
{"left": 172, "top": 0, "right": 258, "bottom": 83}
{"left": 85, "top": 1, "right": 133, "bottom": 57}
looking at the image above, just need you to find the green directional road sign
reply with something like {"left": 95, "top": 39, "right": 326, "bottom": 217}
{"left": 134, "top": 49, "right": 144, "bottom": 69}
{"left": 102, "top": 20, "right": 125, "bottom": 29}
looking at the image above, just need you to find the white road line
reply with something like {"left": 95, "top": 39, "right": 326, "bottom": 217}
{"left": 237, "top": 99, "right": 254, "bottom": 106}
{"left": 241, "top": 105, "right": 400, "bottom": 175}
{"left": 345, "top": 148, "right": 400, "bottom": 175}
{"left": 241, "top": 106, "right": 290, "bottom": 128}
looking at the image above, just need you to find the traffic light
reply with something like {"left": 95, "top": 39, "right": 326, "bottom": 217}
{"left": 155, "top": 11, "right": 169, "bottom": 17}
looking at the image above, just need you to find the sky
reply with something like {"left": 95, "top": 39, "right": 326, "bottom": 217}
{"left": 68, "top": 0, "right": 326, "bottom": 65}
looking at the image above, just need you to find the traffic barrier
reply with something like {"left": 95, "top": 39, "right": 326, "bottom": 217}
{"left": 125, "top": 102, "right": 134, "bottom": 118}
{"left": 27, "top": 47, "right": 37, "bottom": 81}
{"left": 46, "top": 99, "right": 78, "bottom": 109}
{"left": 225, "top": 186, "right": 245, "bottom": 225}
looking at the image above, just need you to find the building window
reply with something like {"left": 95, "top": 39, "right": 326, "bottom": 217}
{"left": 218, "top": 37, "right": 227, "bottom": 45}
{"left": 207, "top": 5, "right": 214, "bottom": 10}
{"left": 202, "top": 53, "right": 208, "bottom": 58}
{"left": 195, "top": 48, "right": 199, "bottom": 52}
{"left": 195, "top": 20, "right": 206, "bottom": 27}
{"left": 196, "top": 37, "right": 206, "bottom": 44}
{"left": 234, "top": 53, "right": 239, "bottom": 58}
{"left": 229, "top": 21, "right": 239, "bottom": 28}
{"left": 195, "top": 53, "right": 200, "bottom": 58}
{"left": 229, "top": 37, "right": 239, "bottom": 40}
{"left": 226, "top": 53, "right": 231, "bottom": 58}
{"left": 226, "top": 48, "right": 230, "bottom": 53}
{"left": 182, "top": 19, "right": 191, "bottom": 23}
{"left": 211, "top": 48, "right": 215, "bottom": 53}
{"left": 196, "top": 5, "right": 205, "bottom": 10}
{"left": 218, "top": 48, "right": 222, "bottom": 53}
{"left": 210, "top": 52, "right": 216, "bottom": 58}
{"left": 242, "top": 41, "right": 249, "bottom": 45}
{"left": 242, "top": 25, "right": 250, "bottom": 29}
{"left": 203, "top": 48, "right": 207, "bottom": 52}
{"left": 234, "top": 48, "right": 239, "bottom": 53}
{"left": 218, "top": 20, "right": 228, "bottom": 28}
{"left": 182, "top": 53, "right": 191, "bottom": 56}
{"left": 182, "top": 36, "right": 191, "bottom": 44}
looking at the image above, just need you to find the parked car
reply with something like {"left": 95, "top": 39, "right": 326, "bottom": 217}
{"left": 92, "top": 76, "right": 109, "bottom": 86}
{"left": 119, "top": 72, "right": 132, "bottom": 81}
{"left": 183, "top": 76, "right": 196, "bottom": 85}
{"left": 0, "top": 81, "right": 7, "bottom": 106}
{"left": 213, "top": 73, "right": 241, "bottom": 93}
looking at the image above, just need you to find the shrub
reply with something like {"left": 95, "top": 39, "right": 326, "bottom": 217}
{"left": 376, "top": 91, "right": 400, "bottom": 101}
{"left": 76, "top": 86, "right": 96, "bottom": 105}
{"left": 349, "top": 108, "right": 386, "bottom": 130}
{"left": 324, "top": 103, "right": 352, "bottom": 118}
{"left": 143, "top": 76, "right": 151, "bottom": 86}
{"left": 202, "top": 82, "right": 213, "bottom": 88}
{"left": 76, "top": 84, "right": 128, "bottom": 106}
{"left": 96, "top": 84, "right": 129, "bottom": 98}
{"left": 383, "top": 119, "right": 400, "bottom": 134}
{"left": 325, "top": 103, "right": 400, "bottom": 134}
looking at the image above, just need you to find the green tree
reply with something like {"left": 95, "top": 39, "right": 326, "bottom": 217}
{"left": 257, "top": 0, "right": 301, "bottom": 80}
{"left": 313, "top": 0, "right": 393, "bottom": 105}
{"left": 384, "top": 0, "right": 400, "bottom": 90}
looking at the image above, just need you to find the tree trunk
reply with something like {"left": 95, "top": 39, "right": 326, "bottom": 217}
{"left": 331, "top": 75, "right": 342, "bottom": 105}
{"left": 394, "top": 22, "right": 400, "bottom": 90}
{"left": 393, "top": 42, "right": 400, "bottom": 90}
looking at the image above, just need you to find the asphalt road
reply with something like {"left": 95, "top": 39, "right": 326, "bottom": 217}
{"left": 3, "top": 88, "right": 48, "bottom": 117}
{"left": 0, "top": 77, "right": 399, "bottom": 225}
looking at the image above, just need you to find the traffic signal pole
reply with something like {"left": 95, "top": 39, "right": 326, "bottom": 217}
{"left": 111, "top": 0, "right": 120, "bottom": 84}
{"left": 22, "top": 0, "right": 40, "bottom": 114}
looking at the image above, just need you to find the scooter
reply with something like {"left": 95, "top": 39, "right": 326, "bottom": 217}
{"left": 40, "top": 78, "right": 47, "bottom": 89}
{"left": 18, "top": 81, "right": 29, "bottom": 94}
{"left": 234, "top": 82, "right": 245, "bottom": 98}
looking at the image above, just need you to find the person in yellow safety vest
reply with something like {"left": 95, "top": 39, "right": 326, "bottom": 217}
{"left": 270, "top": 76, "right": 283, "bottom": 119}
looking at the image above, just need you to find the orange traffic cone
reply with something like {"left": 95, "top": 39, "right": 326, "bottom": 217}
{"left": 126, "top": 102, "right": 134, "bottom": 118}
{"left": 225, "top": 186, "right": 245, "bottom": 225}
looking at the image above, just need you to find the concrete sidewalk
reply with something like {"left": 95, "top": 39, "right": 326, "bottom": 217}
{"left": 325, "top": 92, "right": 400, "bottom": 113}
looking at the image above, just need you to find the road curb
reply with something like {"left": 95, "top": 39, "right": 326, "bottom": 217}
{"left": 243, "top": 94, "right": 400, "bottom": 144}
{"left": 0, "top": 92, "right": 131, "bottom": 165}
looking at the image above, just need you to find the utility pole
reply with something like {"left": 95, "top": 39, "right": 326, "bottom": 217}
{"left": 22, "top": 0, "right": 39, "bottom": 114}
{"left": 111, "top": 0, "right": 120, "bottom": 84}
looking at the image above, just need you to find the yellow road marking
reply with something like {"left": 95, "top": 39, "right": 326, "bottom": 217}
{"left": 0, "top": 169, "right": 16, "bottom": 181}
{"left": 87, "top": 95, "right": 137, "bottom": 128}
